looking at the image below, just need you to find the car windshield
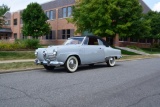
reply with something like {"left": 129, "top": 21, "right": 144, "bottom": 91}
{"left": 63, "top": 37, "right": 84, "bottom": 45}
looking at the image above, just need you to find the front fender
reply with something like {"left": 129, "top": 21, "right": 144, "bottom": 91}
{"left": 57, "top": 52, "right": 80, "bottom": 63}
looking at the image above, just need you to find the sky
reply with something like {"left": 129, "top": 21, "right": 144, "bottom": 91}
{"left": 0, "top": 0, "right": 160, "bottom": 12}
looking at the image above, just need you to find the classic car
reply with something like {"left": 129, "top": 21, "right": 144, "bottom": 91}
{"left": 35, "top": 36, "right": 121, "bottom": 73}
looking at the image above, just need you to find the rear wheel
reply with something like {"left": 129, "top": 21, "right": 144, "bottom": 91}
{"left": 43, "top": 65, "right": 55, "bottom": 71}
{"left": 106, "top": 57, "right": 116, "bottom": 67}
{"left": 65, "top": 56, "right": 78, "bottom": 73}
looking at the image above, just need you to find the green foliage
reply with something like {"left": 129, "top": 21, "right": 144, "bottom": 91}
{"left": 72, "top": 0, "right": 113, "bottom": 36}
{"left": 0, "top": 51, "right": 35, "bottom": 60}
{"left": 128, "top": 18, "right": 151, "bottom": 39}
{"left": 71, "top": 0, "right": 147, "bottom": 38}
{"left": 0, "top": 39, "right": 41, "bottom": 51}
{"left": 0, "top": 4, "right": 10, "bottom": 16}
{"left": 152, "top": 43, "right": 160, "bottom": 48}
{"left": 120, "top": 49, "right": 139, "bottom": 55}
{"left": 21, "top": 2, "right": 51, "bottom": 38}
{"left": 141, "top": 48, "right": 160, "bottom": 54}
{"left": 127, "top": 45, "right": 160, "bottom": 54}
{"left": 144, "top": 11, "right": 160, "bottom": 39}
{"left": 0, "top": 4, "right": 10, "bottom": 28}
{"left": 23, "top": 39, "right": 40, "bottom": 49}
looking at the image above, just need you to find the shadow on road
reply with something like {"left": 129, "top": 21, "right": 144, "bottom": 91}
{"left": 40, "top": 63, "right": 121, "bottom": 73}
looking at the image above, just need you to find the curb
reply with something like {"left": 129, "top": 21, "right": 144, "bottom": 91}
{"left": 0, "top": 68, "right": 44, "bottom": 74}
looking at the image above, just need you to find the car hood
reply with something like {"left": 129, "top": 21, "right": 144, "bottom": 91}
{"left": 45, "top": 45, "right": 79, "bottom": 53}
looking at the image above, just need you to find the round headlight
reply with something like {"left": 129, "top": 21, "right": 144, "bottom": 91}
{"left": 53, "top": 49, "right": 57, "bottom": 56}
{"left": 43, "top": 51, "right": 47, "bottom": 57}
{"left": 35, "top": 50, "right": 38, "bottom": 56}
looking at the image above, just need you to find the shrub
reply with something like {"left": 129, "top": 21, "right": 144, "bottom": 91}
{"left": 24, "top": 39, "right": 41, "bottom": 49}
{"left": 152, "top": 43, "right": 160, "bottom": 48}
{"left": 0, "top": 39, "right": 41, "bottom": 51}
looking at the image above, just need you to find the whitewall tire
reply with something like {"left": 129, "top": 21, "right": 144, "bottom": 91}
{"left": 107, "top": 57, "right": 116, "bottom": 67}
{"left": 65, "top": 56, "right": 78, "bottom": 73}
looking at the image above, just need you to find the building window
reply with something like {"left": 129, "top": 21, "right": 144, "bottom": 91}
{"left": 62, "top": 7, "right": 72, "bottom": 18}
{"left": 14, "top": 19, "right": 17, "bottom": 25}
{"left": 63, "top": 7, "right": 67, "bottom": 18}
{"left": 67, "top": 29, "right": 70, "bottom": 38}
{"left": 5, "top": 20, "right": 10, "bottom": 25}
{"left": 68, "top": 7, "right": 72, "bottom": 17}
{"left": 14, "top": 33, "right": 17, "bottom": 39}
{"left": 46, "top": 10, "right": 55, "bottom": 20}
{"left": 62, "top": 30, "right": 66, "bottom": 39}
{"left": 61, "top": 29, "right": 71, "bottom": 39}
{"left": 50, "top": 10, "right": 53, "bottom": 20}
{"left": 46, "top": 11, "right": 49, "bottom": 19}
{"left": 46, "top": 31, "right": 53, "bottom": 40}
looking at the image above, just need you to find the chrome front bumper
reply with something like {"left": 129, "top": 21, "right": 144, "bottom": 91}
{"left": 35, "top": 59, "right": 64, "bottom": 66}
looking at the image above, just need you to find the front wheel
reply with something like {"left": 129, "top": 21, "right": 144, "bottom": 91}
{"left": 43, "top": 65, "right": 55, "bottom": 71}
{"left": 106, "top": 57, "right": 116, "bottom": 67}
{"left": 65, "top": 56, "right": 78, "bottom": 73}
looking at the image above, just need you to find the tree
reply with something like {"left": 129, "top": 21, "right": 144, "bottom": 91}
{"left": 0, "top": 4, "right": 10, "bottom": 16}
{"left": 144, "top": 11, "right": 160, "bottom": 40}
{"left": 0, "top": 4, "right": 10, "bottom": 28}
{"left": 72, "top": 0, "right": 113, "bottom": 36}
{"left": 21, "top": 2, "right": 51, "bottom": 38}
{"left": 71, "top": 0, "right": 150, "bottom": 38}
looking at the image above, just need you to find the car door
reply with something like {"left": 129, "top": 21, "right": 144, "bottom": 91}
{"left": 82, "top": 37, "right": 105, "bottom": 64}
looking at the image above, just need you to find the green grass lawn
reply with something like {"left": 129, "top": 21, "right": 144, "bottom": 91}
{"left": 0, "top": 62, "right": 42, "bottom": 71}
{"left": 140, "top": 48, "right": 160, "bottom": 54}
{"left": 0, "top": 51, "right": 35, "bottom": 60}
{"left": 127, "top": 45, "right": 160, "bottom": 54}
{"left": 120, "top": 49, "right": 140, "bottom": 55}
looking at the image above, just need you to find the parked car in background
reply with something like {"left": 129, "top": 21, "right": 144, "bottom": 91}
{"left": 35, "top": 36, "right": 122, "bottom": 73}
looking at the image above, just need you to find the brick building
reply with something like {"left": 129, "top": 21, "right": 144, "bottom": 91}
{"left": 0, "top": 0, "right": 156, "bottom": 47}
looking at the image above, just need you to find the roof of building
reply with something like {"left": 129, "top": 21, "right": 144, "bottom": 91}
{"left": 3, "top": 0, "right": 151, "bottom": 19}
{"left": 3, "top": 12, "right": 11, "bottom": 20}
{"left": 139, "top": 0, "right": 151, "bottom": 13}
{"left": 0, "top": 28, "right": 12, "bottom": 33}
{"left": 41, "top": 0, "right": 75, "bottom": 10}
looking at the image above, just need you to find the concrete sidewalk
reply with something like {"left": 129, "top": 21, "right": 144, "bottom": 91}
{"left": 116, "top": 46, "right": 150, "bottom": 55}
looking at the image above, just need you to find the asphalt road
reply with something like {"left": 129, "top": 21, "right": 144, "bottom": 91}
{"left": 0, "top": 58, "right": 160, "bottom": 107}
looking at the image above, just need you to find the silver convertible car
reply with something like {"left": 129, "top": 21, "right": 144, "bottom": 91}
{"left": 35, "top": 36, "right": 121, "bottom": 73}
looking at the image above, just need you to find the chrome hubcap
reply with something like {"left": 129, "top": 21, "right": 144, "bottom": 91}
{"left": 69, "top": 59, "right": 76, "bottom": 69}
{"left": 110, "top": 58, "right": 115, "bottom": 64}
